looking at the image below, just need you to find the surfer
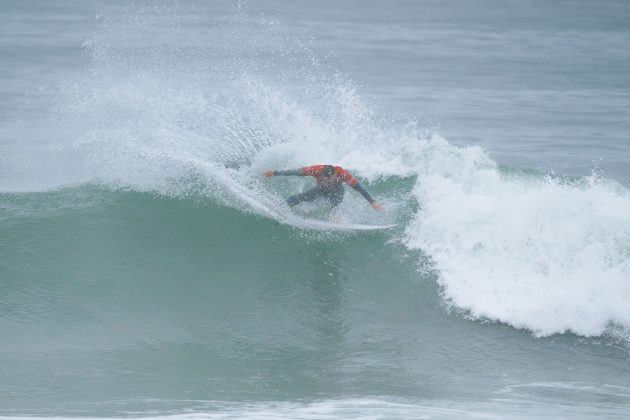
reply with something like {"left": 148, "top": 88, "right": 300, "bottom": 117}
{"left": 263, "top": 164, "right": 383, "bottom": 211}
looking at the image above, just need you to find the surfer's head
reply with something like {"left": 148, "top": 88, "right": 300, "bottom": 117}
{"left": 323, "top": 165, "right": 336, "bottom": 177}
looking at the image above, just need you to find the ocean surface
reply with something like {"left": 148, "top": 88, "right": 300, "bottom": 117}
{"left": 1, "top": 1, "right": 630, "bottom": 418}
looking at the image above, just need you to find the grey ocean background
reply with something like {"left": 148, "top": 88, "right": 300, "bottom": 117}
{"left": 1, "top": 1, "right": 630, "bottom": 418}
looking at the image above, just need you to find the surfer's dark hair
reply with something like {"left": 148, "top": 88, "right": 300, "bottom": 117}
{"left": 323, "top": 165, "right": 335, "bottom": 177}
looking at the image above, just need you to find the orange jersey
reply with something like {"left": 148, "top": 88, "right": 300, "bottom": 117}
{"left": 301, "top": 165, "right": 358, "bottom": 187}
{"left": 272, "top": 164, "right": 375, "bottom": 204}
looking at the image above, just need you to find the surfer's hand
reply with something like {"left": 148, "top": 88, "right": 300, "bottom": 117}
{"left": 371, "top": 202, "right": 383, "bottom": 211}
{"left": 263, "top": 170, "right": 274, "bottom": 177}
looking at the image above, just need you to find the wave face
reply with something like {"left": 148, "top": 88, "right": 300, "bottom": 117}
{"left": 3, "top": 186, "right": 630, "bottom": 417}
{"left": 1, "top": 1, "right": 630, "bottom": 417}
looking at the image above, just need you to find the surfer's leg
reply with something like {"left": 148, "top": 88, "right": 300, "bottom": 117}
{"left": 287, "top": 188, "right": 321, "bottom": 207}
{"left": 329, "top": 207, "right": 340, "bottom": 222}
{"left": 326, "top": 185, "right": 345, "bottom": 208}
{"left": 324, "top": 186, "right": 344, "bottom": 221}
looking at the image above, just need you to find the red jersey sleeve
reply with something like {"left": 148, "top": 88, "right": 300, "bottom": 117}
{"left": 336, "top": 167, "right": 357, "bottom": 187}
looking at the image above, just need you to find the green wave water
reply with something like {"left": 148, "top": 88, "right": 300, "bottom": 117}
{"left": 1, "top": 185, "right": 629, "bottom": 417}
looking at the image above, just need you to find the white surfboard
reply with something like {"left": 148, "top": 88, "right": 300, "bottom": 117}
{"left": 199, "top": 170, "right": 394, "bottom": 232}
{"left": 285, "top": 214, "right": 397, "bottom": 232}
{"left": 246, "top": 198, "right": 396, "bottom": 231}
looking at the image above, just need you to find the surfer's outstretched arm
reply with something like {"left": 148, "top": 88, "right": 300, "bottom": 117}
{"left": 352, "top": 182, "right": 375, "bottom": 203}
{"left": 338, "top": 168, "right": 383, "bottom": 211}
{"left": 263, "top": 169, "right": 302, "bottom": 177}
{"left": 352, "top": 183, "right": 383, "bottom": 210}
{"left": 264, "top": 165, "right": 329, "bottom": 177}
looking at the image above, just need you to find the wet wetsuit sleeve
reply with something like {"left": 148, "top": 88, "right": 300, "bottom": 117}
{"left": 272, "top": 169, "right": 303, "bottom": 176}
{"left": 353, "top": 182, "right": 375, "bottom": 204}
{"left": 338, "top": 168, "right": 375, "bottom": 204}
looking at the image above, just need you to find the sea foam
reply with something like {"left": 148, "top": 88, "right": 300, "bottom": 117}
{"left": 401, "top": 138, "right": 630, "bottom": 337}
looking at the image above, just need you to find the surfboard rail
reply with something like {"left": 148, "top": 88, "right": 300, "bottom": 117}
{"left": 286, "top": 215, "right": 397, "bottom": 231}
